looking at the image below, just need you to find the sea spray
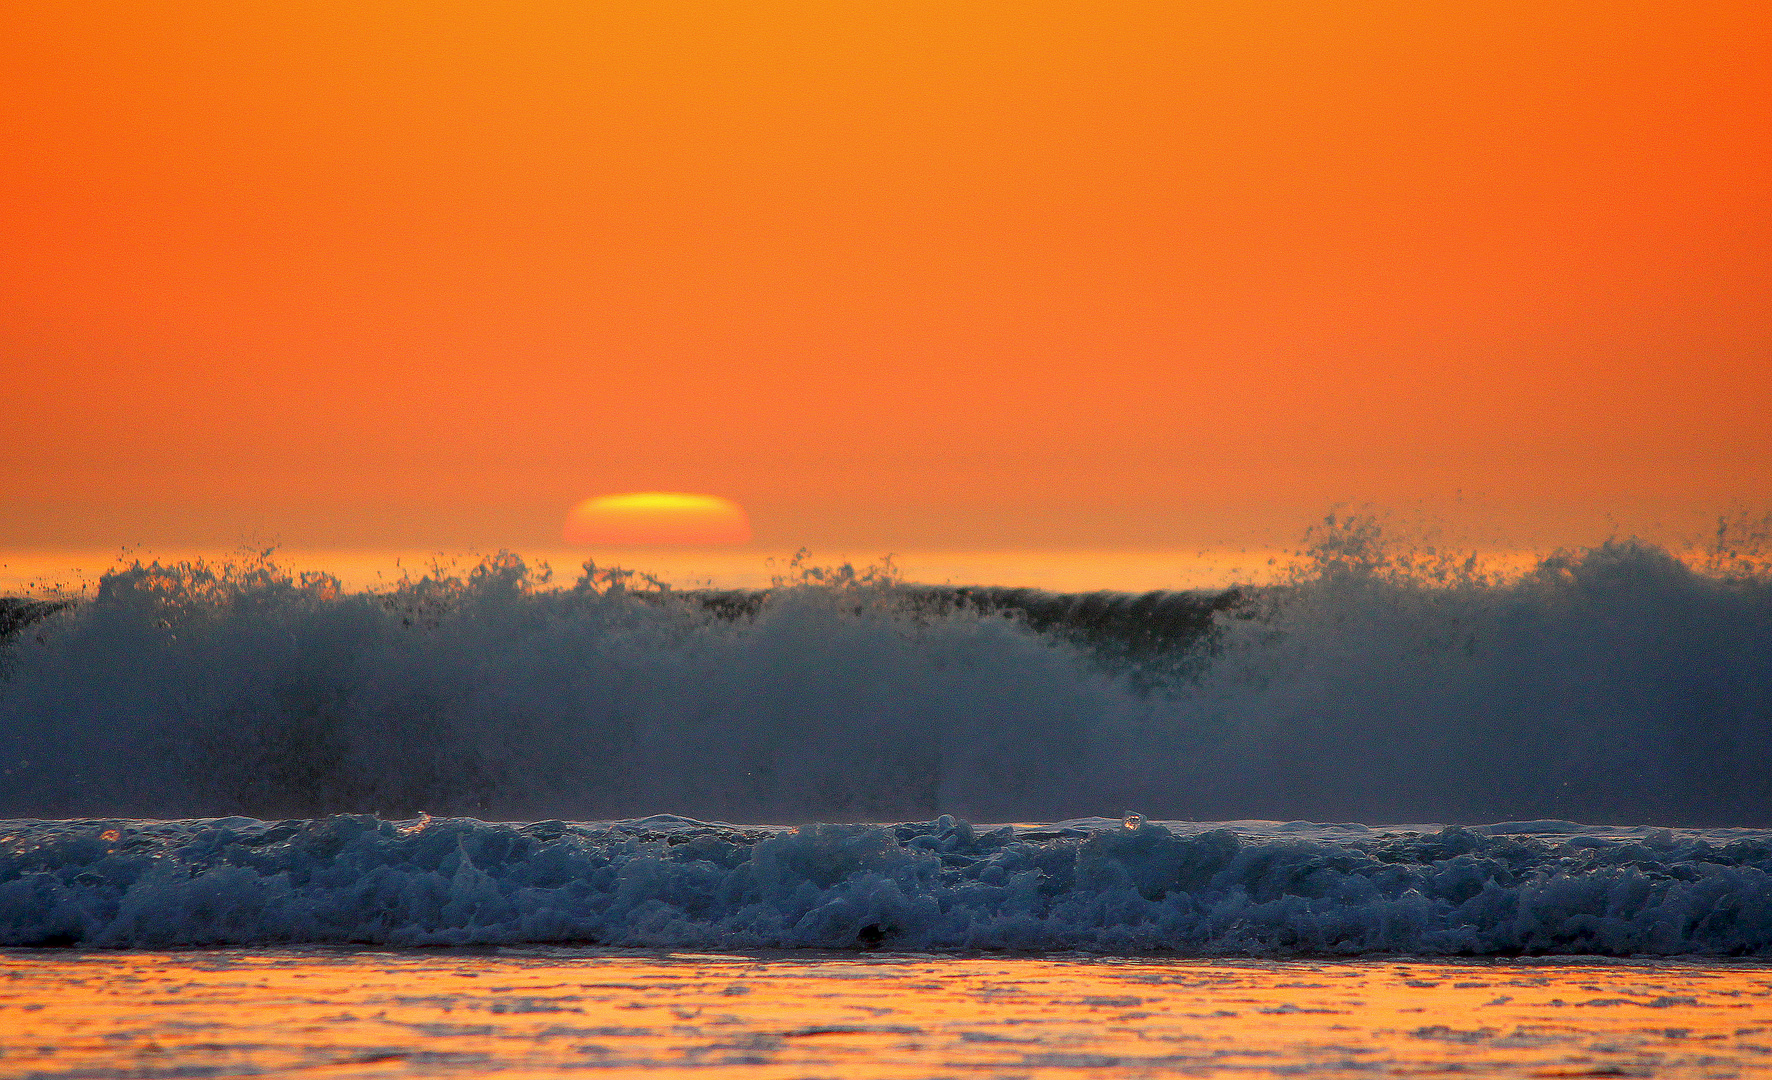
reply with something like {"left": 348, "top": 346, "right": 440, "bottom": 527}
{"left": 2, "top": 516, "right": 1769, "bottom": 825}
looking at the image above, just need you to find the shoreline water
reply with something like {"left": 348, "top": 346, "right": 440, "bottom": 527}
{"left": 6, "top": 948, "right": 1768, "bottom": 1077}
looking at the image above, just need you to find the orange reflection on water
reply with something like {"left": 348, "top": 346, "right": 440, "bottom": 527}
{"left": 2, "top": 950, "right": 1768, "bottom": 1077}
{"left": 0, "top": 546, "right": 1297, "bottom": 597}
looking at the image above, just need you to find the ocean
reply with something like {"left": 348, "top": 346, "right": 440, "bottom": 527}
{"left": 2, "top": 519, "right": 1769, "bottom": 1075}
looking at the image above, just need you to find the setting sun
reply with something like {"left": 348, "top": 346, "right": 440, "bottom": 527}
{"left": 562, "top": 493, "right": 752, "bottom": 547}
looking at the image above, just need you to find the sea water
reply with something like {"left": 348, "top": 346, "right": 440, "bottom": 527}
{"left": 3, "top": 814, "right": 1771, "bottom": 1077}
{"left": 3, "top": 517, "right": 1769, "bottom": 1074}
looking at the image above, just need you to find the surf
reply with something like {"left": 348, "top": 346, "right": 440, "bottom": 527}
{"left": 1, "top": 514, "right": 1768, "bottom": 826}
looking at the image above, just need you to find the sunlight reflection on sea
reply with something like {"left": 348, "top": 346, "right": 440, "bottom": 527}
{"left": 4, "top": 950, "right": 1768, "bottom": 1078}
{"left": 0, "top": 544, "right": 1569, "bottom": 597}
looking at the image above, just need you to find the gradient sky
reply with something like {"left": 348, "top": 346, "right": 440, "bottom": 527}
{"left": 5, "top": 2, "right": 1769, "bottom": 553}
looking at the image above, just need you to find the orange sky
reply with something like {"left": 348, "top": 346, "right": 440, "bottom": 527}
{"left": 4, "top": 2, "right": 1769, "bottom": 553}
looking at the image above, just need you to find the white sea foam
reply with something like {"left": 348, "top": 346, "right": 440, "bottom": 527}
{"left": 2, "top": 814, "right": 1768, "bottom": 953}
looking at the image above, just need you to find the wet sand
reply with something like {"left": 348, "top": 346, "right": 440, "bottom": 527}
{"left": 3, "top": 950, "right": 1768, "bottom": 1077}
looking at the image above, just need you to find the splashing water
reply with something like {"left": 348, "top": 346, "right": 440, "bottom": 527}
{"left": 1, "top": 515, "right": 1768, "bottom": 826}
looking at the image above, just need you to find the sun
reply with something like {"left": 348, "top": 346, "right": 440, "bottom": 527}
{"left": 562, "top": 493, "right": 752, "bottom": 546}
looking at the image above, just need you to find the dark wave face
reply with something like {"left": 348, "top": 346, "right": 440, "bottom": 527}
{"left": 2, "top": 517, "right": 1770, "bottom": 826}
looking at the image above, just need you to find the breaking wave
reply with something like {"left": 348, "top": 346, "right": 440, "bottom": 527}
{"left": 4, "top": 814, "right": 1769, "bottom": 954}
{"left": 1, "top": 513, "right": 1770, "bottom": 826}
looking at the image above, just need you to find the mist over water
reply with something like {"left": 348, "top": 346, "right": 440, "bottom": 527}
{"left": 2, "top": 514, "right": 1769, "bottom": 827}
